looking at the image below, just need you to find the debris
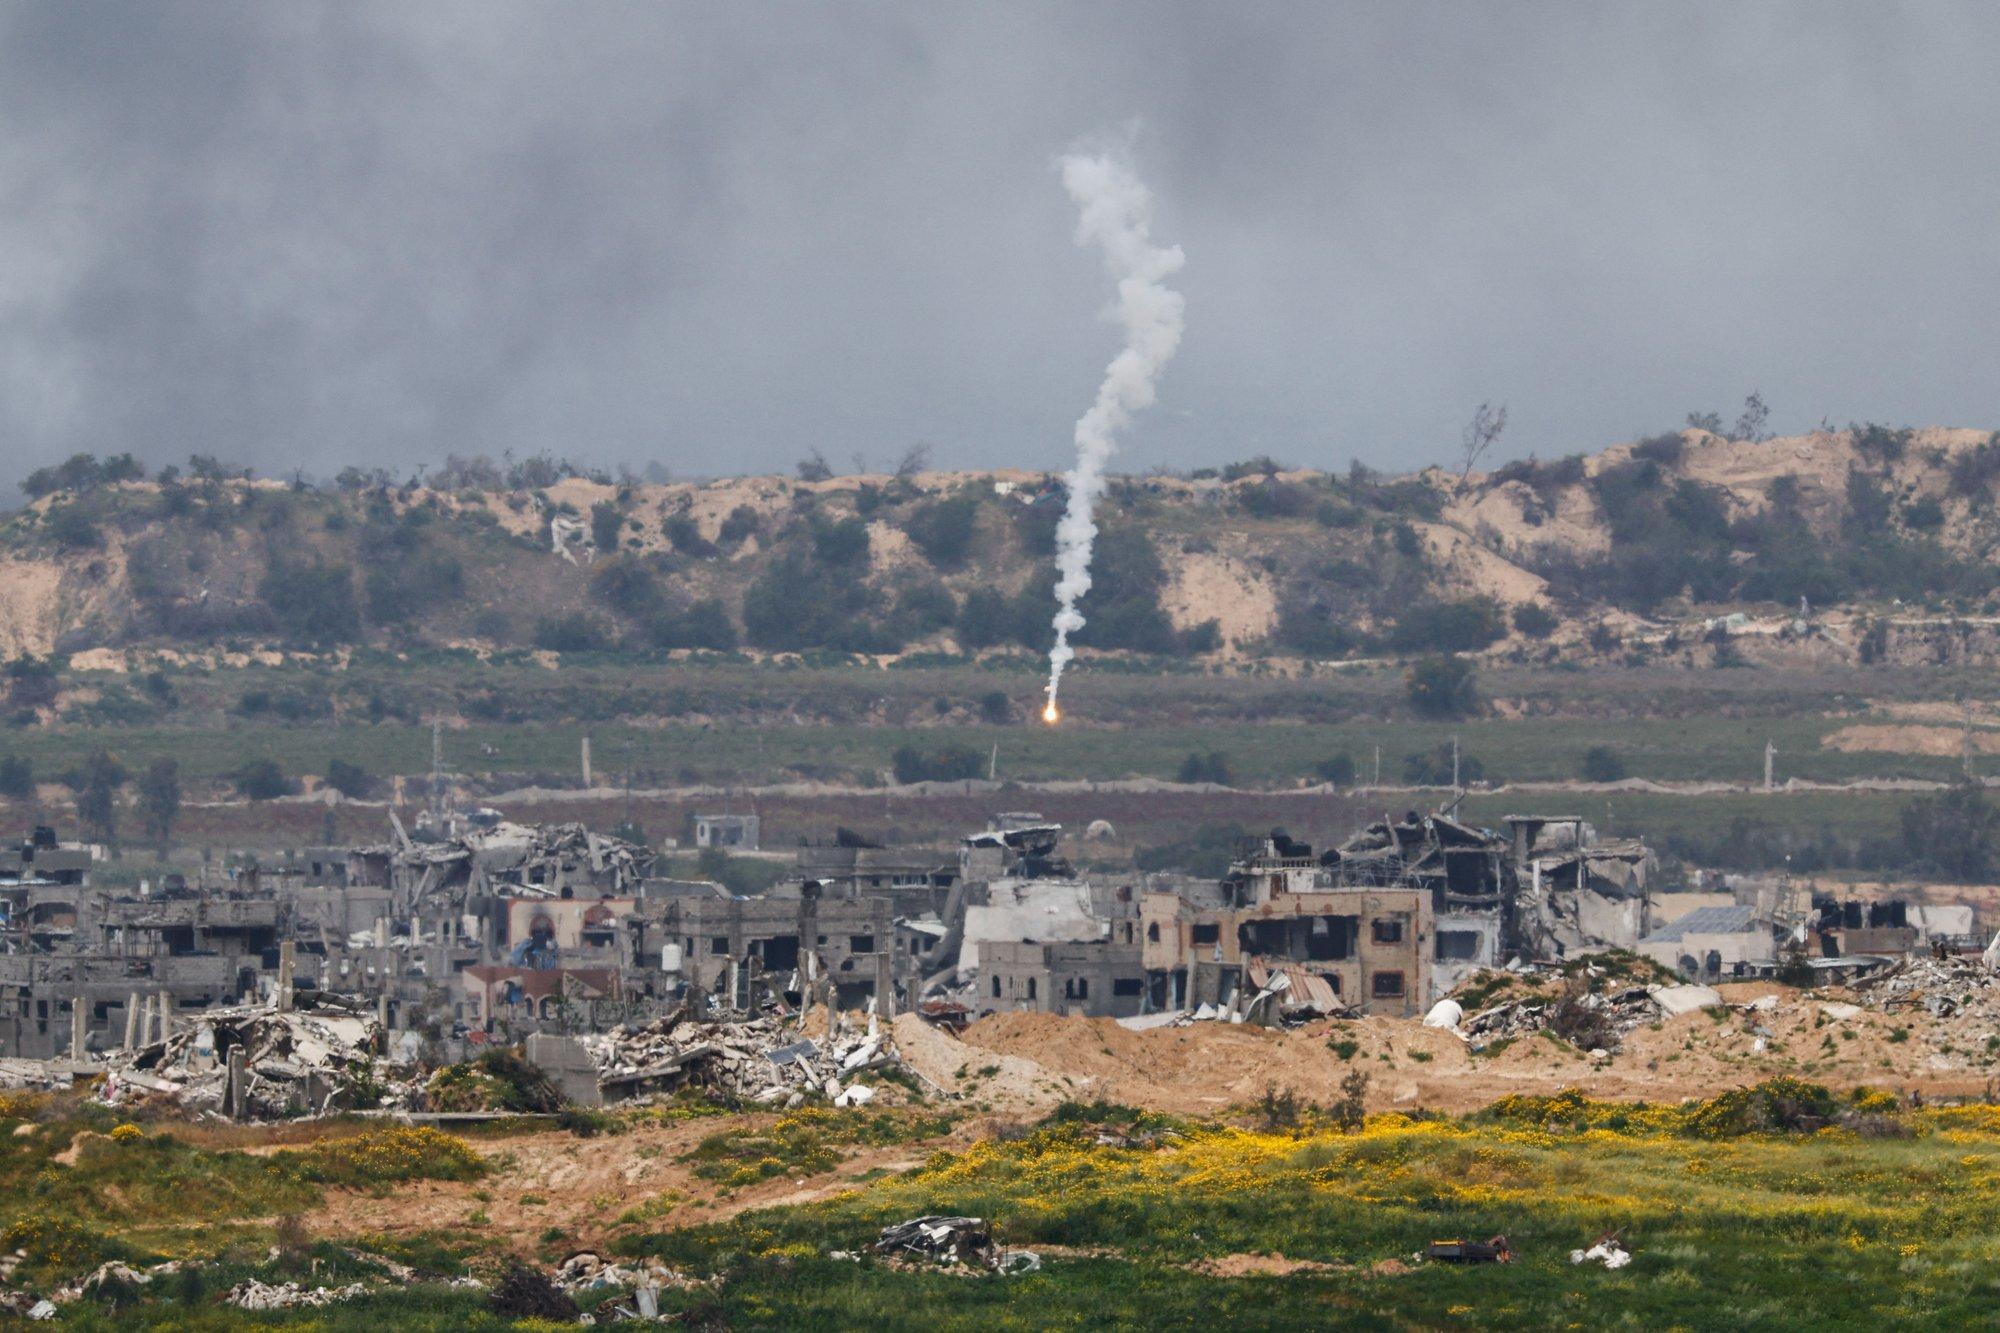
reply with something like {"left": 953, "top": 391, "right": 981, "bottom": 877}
{"left": 99, "top": 999, "right": 396, "bottom": 1121}
{"left": 226, "top": 1279, "right": 371, "bottom": 1310}
{"left": 874, "top": 1216, "right": 1033, "bottom": 1272}
{"left": 488, "top": 1261, "right": 580, "bottom": 1321}
{"left": 1650, "top": 984, "right": 1724, "bottom": 1017}
{"left": 1423, "top": 999, "right": 1464, "bottom": 1031}
{"left": 1425, "top": 1235, "right": 1513, "bottom": 1264}
{"left": 26, "top": 1299, "right": 54, "bottom": 1321}
{"left": 582, "top": 1010, "right": 903, "bottom": 1103}
{"left": 1569, "top": 1233, "right": 1632, "bottom": 1269}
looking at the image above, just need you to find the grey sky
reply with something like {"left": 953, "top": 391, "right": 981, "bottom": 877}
{"left": 4, "top": 2, "right": 1998, "bottom": 490}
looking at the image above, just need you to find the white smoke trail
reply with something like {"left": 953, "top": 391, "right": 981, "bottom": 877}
{"left": 1043, "top": 149, "right": 1185, "bottom": 721}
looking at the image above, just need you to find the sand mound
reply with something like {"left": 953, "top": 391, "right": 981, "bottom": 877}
{"left": 1161, "top": 552, "right": 1276, "bottom": 646}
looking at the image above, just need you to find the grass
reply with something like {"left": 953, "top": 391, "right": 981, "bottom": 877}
{"left": 15, "top": 655, "right": 2000, "bottom": 788}
{"left": 610, "top": 1086, "right": 2000, "bottom": 1330}
{"left": 679, "top": 1106, "right": 957, "bottom": 1188}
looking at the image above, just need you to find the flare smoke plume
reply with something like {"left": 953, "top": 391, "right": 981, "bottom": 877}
{"left": 1043, "top": 149, "right": 1186, "bottom": 721}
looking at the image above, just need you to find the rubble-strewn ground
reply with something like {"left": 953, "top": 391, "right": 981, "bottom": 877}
{"left": 12, "top": 1072, "right": 2000, "bottom": 1328}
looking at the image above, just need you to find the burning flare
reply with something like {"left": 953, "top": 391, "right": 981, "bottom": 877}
{"left": 1042, "top": 143, "right": 1186, "bottom": 720}
{"left": 1042, "top": 701, "right": 1060, "bottom": 725}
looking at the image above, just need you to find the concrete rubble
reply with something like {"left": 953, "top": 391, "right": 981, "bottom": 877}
{"left": 580, "top": 1006, "right": 903, "bottom": 1106}
{"left": 98, "top": 999, "right": 402, "bottom": 1120}
{"left": 226, "top": 1278, "right": 372, "bottom": 1310}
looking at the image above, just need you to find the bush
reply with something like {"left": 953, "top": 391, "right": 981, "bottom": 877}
{"left": 1403, "top": 744, "right": 1486, "bottom": 787}
{"left": 590, "top": 500, "right": 625, "bottom": 552}
{"left": 811, "top": 515, "right": 871, "bottom": 567}
{"left": 1512, "top": 602, "right": 1560, "bottom": 638}
{"left": 892, "top": 745, "right": 985, "bottom": 784}
{"left": 1134, "top": 822, "right": 1250, "bottom": 877}
{"left": 978, "top": 690, "right": 1014, "bottom": 725}
{"left": 45, "top": 505, "right": 103, "bottom": 550}
{"left": 1900, "top": 783, "right": 2000, "bottom": 880}
{"left": 1903, "top": 496, "right": 1946, "bottom": 531}
{"left": 1390, "top": 598, "right": 1506, "bottom": 653}
{"left": 645, "top": 597, "right": 738, "bottom": 651}
{"left": 662, "top": 513, "right": 716, "bottom": 558}
{"left": 0, "top": 755, "right": 31, "bottom": 799}
{"left": 902, "top": 494, "right": 979, "bottom": 568}
{"left": 1581, "top": 746, "right": 1627, "bottom": 783}
{"left": 1405, "top": 654, "right": 1477, "bottom": 718}
{"left": 532, "top": 612, "right": 616, "bottom": 653}
{"left": 717, "top": 505, "right": 761, "bottom": 546}
{"left": 232, "top": 759, "right": 296, "bottom": 801}
{"left": 260, "top": 560, "right": 360, "bottom": 644}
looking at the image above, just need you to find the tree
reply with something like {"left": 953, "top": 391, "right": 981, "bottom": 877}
{"left": 0, "top": 755, "right": 31, "bottom": 801}
{"left": 232, "top": 759, "right": 296, "bottom": 801}
{"left": 1457, "top": 401, "right": 1507, "bottom": 480}
{"left": 1177, "top": 751, "right": 1234, "bottom": 785}
{"left": 259, "top": 560, "right": 360, "bottom": 644}
{"left": 1314, "top": 753, "right": 1357, "bottom": 787}
{"left": 796, "top": 450, "right": 834, "bottom": 482}
{"left": 903, "top": 494, "right": 979, "bottom": 568}
{"left": 1403, "top": 744, "right": 1487, "bottom": 787}
{"left": 1512, "top": 603, "right": 1560, "bottom": 639}
{"left": 892, "top": 745, "right": 985, "bottom": 785}
{"left": 325, "top": 759, "right": 375, "bottom": 800}
{"left": 71, "top": 749, "right": 127, "bottom": 849}
{"left": 894, "top": 442, "right": 933, "bottom": 480}
{"left": 1900, "top": 783, "right": 2000, "bottom": 881}
{"left": 589, "top": 500, "right": 625, "bottom": 553}
{"left": 136, "top": 757, "right": 181, "bottom": 853}
{"left": 1581, "top": 746, "right": 1627, "bottom": 783}
{"left": 1686, "top": 411, "right": 1723, "bottom": 433}
{"left": 1734, "top": 391, "right": 1770, "bottom": 443}
{"left": 1405, "top": 654, "right": 1478, "bottom": 718}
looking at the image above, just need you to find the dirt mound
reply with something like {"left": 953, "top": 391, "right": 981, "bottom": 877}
{"left": 1823, "top": 724, "right": 2000, "bottom": 756}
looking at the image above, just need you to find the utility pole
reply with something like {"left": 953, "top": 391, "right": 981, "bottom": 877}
{"left": 1452, "top": 735, "right": 1461, "bottom": 792}
{"left": 1373, "top": 745, "right": 1381, "bottom": 788}
{"left": 988, "top": 742, "right": 999, "bottom": 782}
{"left": 1764, "top": 740, "right": 1776, "bottom": 792}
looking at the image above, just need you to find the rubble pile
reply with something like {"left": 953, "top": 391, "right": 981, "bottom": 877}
{"left": 226, "top": 1278, "right": 371, "bottom": 1311}
{"left": 1853, "top": 955, "right": 2000, "bottom": 1019}
{"left": 582, "top": 1009, "right": 902, "bottom": 1106}
{"left": 1458, "top": 985, "right": 1665, "bottom": 1055}
{"left": 100, "top": 1001, "right": 407, "bottom": 1120}
{"left": 871, "top": 1216, "right": 1039, "bottom": 1274}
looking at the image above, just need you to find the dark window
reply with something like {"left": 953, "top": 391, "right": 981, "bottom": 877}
{"left": 849, "top": 934, "right": 876, "bottom": 954}
{"left": 710, "top": 936, "right": 729, "bottom": 955}
{"left": 1027, "top": 977, "right": 1037, "bottom": 1000}
{"left": 1112, "top": 977, "right": 1143, "bottom": 997}
{"left": 1371, "top": 919, "right": 1404, "bottom": 944}
{"left": 1372, "top": 971, "right": 1405, "bottom": 998}
{"left": 1076, "top": 978, "right": 1089, "bottom": 999}
{"left": 1147, "top": 922, "right": 1160, "bottom": 942}
{"left": 991, "top": 976, "right": 1001, "bottom": 998}
{"left": 1437, "top": 930, "right": 1481, "bottom": 961}
{"left": 1191, "top": 923, "right": 1220, "bottom": 945}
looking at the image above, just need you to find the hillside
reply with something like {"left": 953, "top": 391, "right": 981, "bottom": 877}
{"left": 6, "top": 424, "right": 2000, "bottom": 679}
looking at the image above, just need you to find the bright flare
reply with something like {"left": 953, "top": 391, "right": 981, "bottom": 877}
{"left": 1042, "top": 143, "right": 1186, "bottom": 720}
{"left": 1042, "top": 701, "right": 1060, "bottom": 725}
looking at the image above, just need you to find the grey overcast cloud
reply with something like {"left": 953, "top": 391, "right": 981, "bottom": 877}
{"left": 4, "top": 2, "right": 1998, "bottom": 492}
